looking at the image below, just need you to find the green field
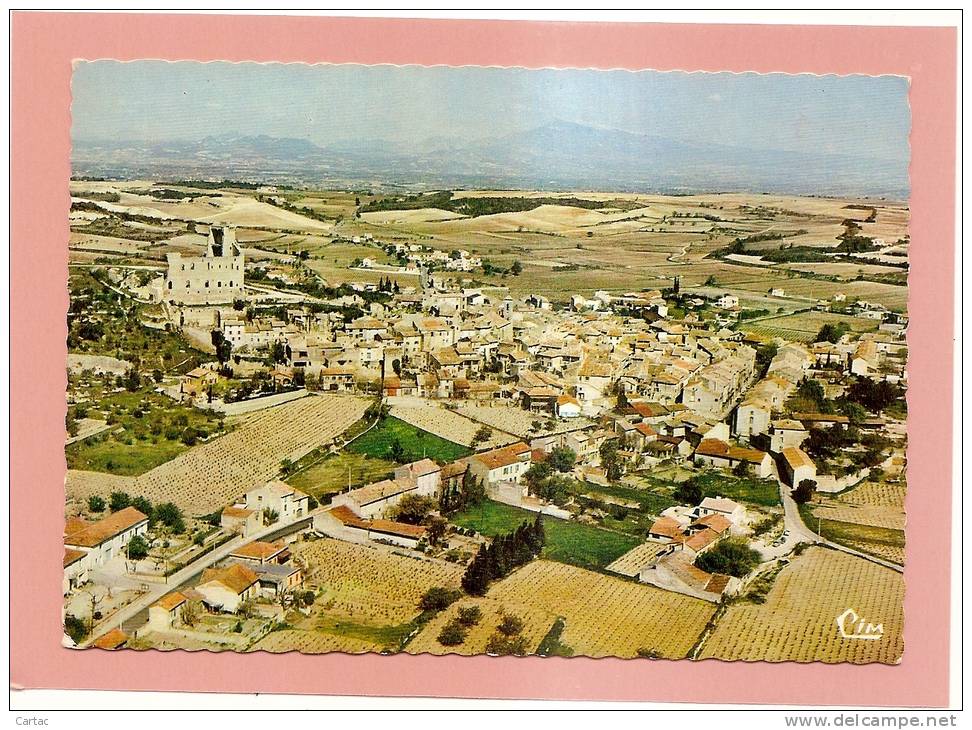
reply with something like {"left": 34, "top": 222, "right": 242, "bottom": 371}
{"left": 451, "top": 500, "right": 639, "bottom": 570}
{"left": 737, "top": 310, "right": 879, "bottom": 343}
{"left": 316, "top": 615, "right": 419, "bottom": 651}
{"left": 689, "top": 470, "right": 782, "bottom": 507}
{"left": 286, "top": 452, "right": 397, "bottom": 499}
{"left": 347, "top": 416, "right": 470, "bottom": 464}
{"left": 65, "top": 389, "right": 225, "bottom": 476}
{"left": 65, "top": 439, "right": 188, "bottom": 476}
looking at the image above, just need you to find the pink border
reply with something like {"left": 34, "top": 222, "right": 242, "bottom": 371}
{"left": 10, "top": 13, "right": 956, "bottom": 706}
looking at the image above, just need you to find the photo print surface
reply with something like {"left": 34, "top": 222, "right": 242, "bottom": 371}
{"left": 65, "top": 61, "right": 909, "bottom": 663}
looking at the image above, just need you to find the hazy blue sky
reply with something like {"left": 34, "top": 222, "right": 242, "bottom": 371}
{"left": 72, "top": 61, "right": 910, "bottom": 160}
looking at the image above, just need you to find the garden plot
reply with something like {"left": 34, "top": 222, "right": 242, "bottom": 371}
{"left": 699, "top": 547, "right": 903, "bottom": 664}
{"left": 389, "top": 402, "right": 518, "bottom": 449}
{"left": 122, "top": 395, "right": 367, "bottom": 514}
{"left": 456, "top": 403, "right": 593, "bottom": 440}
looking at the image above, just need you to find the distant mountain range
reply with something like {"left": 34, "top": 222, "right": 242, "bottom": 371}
{"left": 72, "top": 121, "right": 909, "bottom": 198}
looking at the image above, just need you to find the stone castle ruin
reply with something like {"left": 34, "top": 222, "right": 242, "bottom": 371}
{"left": 165, "top": 225, "right": 244, "bottom": 305}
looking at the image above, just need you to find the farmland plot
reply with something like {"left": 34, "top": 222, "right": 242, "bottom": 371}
{"left": 483, "top": 561, "right": 715, "bottom": 659}
{"left": 248, "top": 628, "right": 378, "bottom": 655}
{"left": 699, "top": 548, "right": 903, "bottom": 664}
{"left": 294, "top": 538, "right": 464, "bottom": 625}
{"left": 456, "top": 403, "right": 593, "bottom": 440}
{"left": 389, "top": 402, "right": 518, "bottom": 449}
{"left": 605, "top": 542, "right": 668, "bottom": 578}
{"left": 811, "top": 481, "right": 906, "bottom": 532}
{"left": 407, "top": 596, "right": 554, "bottom": 657}
{"left": 80, "top": 394, "right": 368, "bottom": 514}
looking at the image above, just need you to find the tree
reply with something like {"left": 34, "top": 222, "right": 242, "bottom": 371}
{"left": 461, "top": 544, "right": 490, "bottom": 595}
{"left": 419, "top": 587, "right": 461, "bottom": 612}
{"left": 732, "top": 460, "right": 751, "bottom": 478}
{"left": 390, "top": 494, "right": 437, "bottom": 525}
{"left": 426, "top": 516, "right": 448, "bottom": 546}
{"left": 132, "top": 496, "right": 153, "bottom": 517}
{"left": 509, "top": 260, "right": 523, "bottom": 276}
{"left": 845, "top": 377, "right": 903, "bottom": 413}
{"left": 486, "top": 632, "right": 528, "bottom": 656}
{"left": 211, "top": 330, "right": 232, "bottom": 364}
{"left": 816, "top": 322, "right": 848, "bottom": 344}
{"left": 470, "top": 425, "right": 493, "bottom": 449}
{"left": 126, "top": 534, "right": 149, "bottom": 560}
{"left": 388, "top": 438, "right": 407, "bottom": 463}
{"left": 674, "top": 478, "right": 703, "bottom": 506}
{"left": 523, "top": 461, "right": 553, "bottom": 491}
{"left": 459, "top": 471, "right": 486, "bottom": 509}
{"left": 109, "top": 491, "right": 131, "bottom": 512}
{"left": 64, "top": 615, "right": 87, "bottom": 644}
{"left": 599, "top": 439, "right": 624, "bottom": 481}
{"left": 457, "top": 605, "right": 483, "bottom": 627}
{"left": 180, "top": 600, "right": 202, "bottom": 627}
{"left": 694, "top": 538, "right": 761, "bottom": 578}
{"left": 87, "top": 495, "right": 106, "bottom": 513}
{"left": 153, "top": 502, "right": 185, "bottom": 533}
{"left": 263, "top": 508, "right": 279, "bottom": 526}
{"left": 437, "top": 620, "right": 467, "bottom": 646}
{"left": 123, "top": 366, "right": 141, "bottom": 392}
{"left": 497, "top": 613, "right": 524, "bottom": 636}
{"left": 271, "top": 341, "right": 287, "bottom": 364}
{"left": 792, "top": 478, "right": 817, "bottom": 504}
{"left": 547, "top": 446, "right": 576, "bottom": 473}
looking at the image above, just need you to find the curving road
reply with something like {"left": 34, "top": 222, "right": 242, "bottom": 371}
{"left": 758, "top": 463, "right": 903, "bottom": 573}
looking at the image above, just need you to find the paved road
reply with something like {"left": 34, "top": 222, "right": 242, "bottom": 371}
{"left": 80, "top": 515, "right": 314, "bottom": 647}
{"left": 758, "top": 464, "right": 903, "bottom": 573}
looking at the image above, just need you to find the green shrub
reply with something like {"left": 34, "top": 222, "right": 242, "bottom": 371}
{"left": 437, "top": 620, "right": 467, "bottom": 646}
{"left": 457, "top": 605, "right": 483, "bottom": 627}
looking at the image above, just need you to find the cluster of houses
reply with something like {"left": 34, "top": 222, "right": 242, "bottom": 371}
{"left": 69, "top": 228, "right": 908, "bottom": 646}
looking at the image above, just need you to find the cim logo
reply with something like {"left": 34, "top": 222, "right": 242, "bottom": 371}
{"left": 836, "top": 608, "right": 884, "bottom": 640}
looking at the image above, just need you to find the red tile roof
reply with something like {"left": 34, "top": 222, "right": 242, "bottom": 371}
{"left": 64, "top": 548, "right": 86, "bottom": 568}
{"left": 92, "top": 628, "right": 129, "bottom": 650}
{"left": 200, "top": 563, "right": 258, "bottom": 595}
{"left": 648, "top": 516, "right": 682, "bottom": 539}
{"left": 64, "top": 507, "right": 148, "bottom": 548}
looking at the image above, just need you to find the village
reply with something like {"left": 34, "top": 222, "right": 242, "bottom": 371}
{"left": 64, "top": 218, "right": 908, "bottom": 660}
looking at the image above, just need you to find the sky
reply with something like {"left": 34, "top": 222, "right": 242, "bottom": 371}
{"left": 71, "top": 61, "right": 910, "bottom": 161}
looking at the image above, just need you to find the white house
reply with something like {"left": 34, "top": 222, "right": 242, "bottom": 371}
{"left": 696, "top": 496, "right": 746, "bottom": 525}
{"left": 195, "top": 563, "right": 259, "bottom": 613}
{"left": 148, "top": 592, "right": 188, "bottom": 632}
{"left": 64, "top": 507, "right": 149, "bottom": 568}
{"left": 556, "top": 395, "right": 582, "bottom": 419}
{"left": 780, "top": 446, "right": 817, "bottom": 487}
{"left": 716, "top": 294, "right": 739, "bottom": 309}
{"left": 243, "top": 481, "right": 311, "bottom": 524}
{"left": 468, "top": 442, "right": 532, "bottom": 486}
